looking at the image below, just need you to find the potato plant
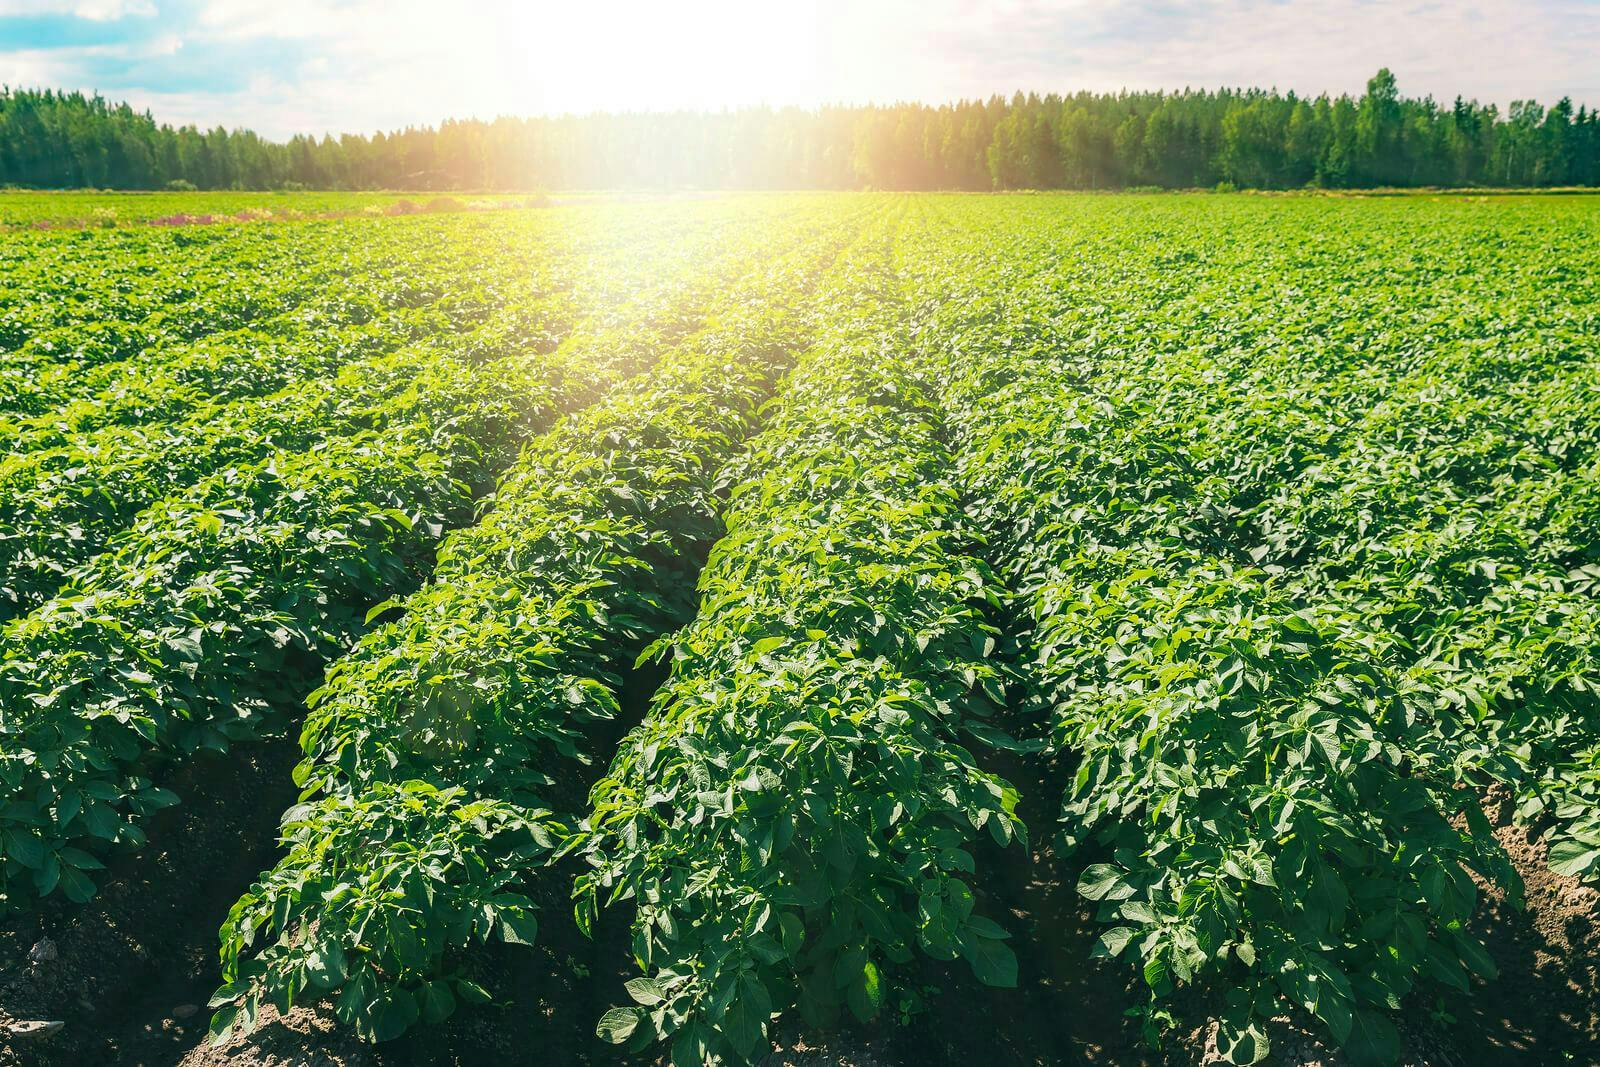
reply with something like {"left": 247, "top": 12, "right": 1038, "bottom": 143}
{"left": 1, "top": 192, "right": 1594, "bottom": 1067}
{"left": 209, "top": 205, "right": 866, "bottom": 1045}
{"left": 0, "top": 200, "right": 822, "bottom": 916}
{"left": 580, "top": 216, "right": 1024, "bottom": 1065}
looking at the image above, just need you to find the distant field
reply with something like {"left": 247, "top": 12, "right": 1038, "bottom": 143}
{"left": 0, "top": 189, "right": 551, "bottom": 226}
{"left": 0, "top": 192, "right": 1596, "bottom": 1067}
{"left": 2, "top": 186, "right": 1588, "bottom": 228}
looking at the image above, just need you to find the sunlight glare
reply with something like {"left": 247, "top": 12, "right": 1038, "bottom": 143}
{"left": 491, "top": 1, "right": 825, "bottom": 115}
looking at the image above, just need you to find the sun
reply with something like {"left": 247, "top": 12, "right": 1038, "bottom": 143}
{"left": 489, "top": 1, "right": 826, "bottom": 115}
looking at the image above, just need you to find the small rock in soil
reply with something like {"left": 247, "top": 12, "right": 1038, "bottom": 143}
{"left": 173, "top": 1003, "right": 200, "bottom": 1019}
{"left": 26, "top": 939, "right": 57, "bottom": 965}
{"left": 5, "top": 1019, "right": 64, "bottom": 1041}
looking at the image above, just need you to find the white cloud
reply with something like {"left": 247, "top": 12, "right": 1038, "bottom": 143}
{"left": 821, "top": 0, "right": 1600, "bottom": 108}
{"left": 0, "top": 33, "right": 183, "bottom": 106}
{"left": 3, "top": 0, "right": 1596, "bottom": 138}
{"left": 168, "top": 0, "right": 832, "bottom": 134}
{"left": 0, "top": 0, "right": 155, "bottom": 19}
{"left": 193, "top": 0, "right": 376, "bottom": 39}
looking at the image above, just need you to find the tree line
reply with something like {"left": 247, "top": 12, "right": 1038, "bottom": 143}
{"left": 3, "top": 70, "right": 1597, "bottom": 191}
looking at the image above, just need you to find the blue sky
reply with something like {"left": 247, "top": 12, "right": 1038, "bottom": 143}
{"left": 1, "top": 1, "right": 1597, "bottom": 139}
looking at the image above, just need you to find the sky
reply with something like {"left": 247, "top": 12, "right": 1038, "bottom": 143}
{"left": 1, "top": 0, "right": 1597, "bottom": 139}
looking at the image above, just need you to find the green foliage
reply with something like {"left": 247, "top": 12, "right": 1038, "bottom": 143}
{"left": 928, "top": 193, "right": 1598, "bottom": 1061}
{"left": 0, "top": 212, "right": 572, "bottom": 434}
{"left": 208, "top": 203, "right": 867, "bottom": 1046}
{"left": 0, "top": 197, "right": 829, "bottom": 917}
{"left": 4, "top": 73, "right": 1600, "bottom": 192}
{"left": 0, "top": 205, "right": 735, "bottom": 617}
{"left": 5, "top": 192, "right": 1595, "bottom": 1067}
{"left": 579, "top": 218, "right": 1024, "bottom": 1064}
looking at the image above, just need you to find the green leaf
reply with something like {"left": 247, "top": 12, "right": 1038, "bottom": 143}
{"left": 208, "top": 1005, "right": 239, "bottom": 1048}
{"left": 833, "top": 945, "right": 867, "bottom": 990}
{"left": 208, "top": 984, "right": 243, "bottom": 1009}
{"left": 1093, "top": 925, "right": 1137, "bottom": 958}
{"left": 1079, "top": 863, "right": 1133, "bottom": 901}
{"left": 847, "top": 960, "right": 883, "bottom": 1022}
{"left": 779, "top": 912, "right": 806, "bottom": 957}
{"left": 597, "top": 1007, "right": 641, "bottom": 1044}
{"left": 1342, "top": 1009, "right": 1402, "bottom": 1066}
{"left": 1455, "top": 933, "right": 1497, "bottom": 981}
{"left": 59, "top": 864, "right": 97, "bottom": 903}
{"left": 1216, "top": 1016, "right": 1270, "bottom": 1065}
{"left": 1547, "top": 838, "right": 1599, "bottom": 878}
{"left": 725, "top": 973, "right": 772, "bottom": 1057}
{"left": 625, "top": 978, "right": 666, "bottom": 1006}
{"left": 32, "top": 855, "right": 61, "bottom": 897}
{"left": 1282, "top": 955, "right": 1354, "bottom": 1044}
{"left": 363, "top": 598, "right": 403, "bottom": 625}
{"left": 370, "top": 990, "right": 419, "bottom": 1042}
{"left": 5, "top": 831, "right": 44, "bottom": 870}
{"left": 961, "top": 932, "right": 1018, "bottom": 988}
{"left": 456, "top": 979, "right": 493, "bottom": 1005}
{"left": 58, "top": 846, "right": 105, "bottom": 870}
{"left": 497, "top": 908, "right": 538, "bottom": 946}
{"left": 671, "top": 1022, "right": 707, "bottom": 1067}
{"left": 963, "top": 914, "right": 1010, "bottom": 940}
{"left": 418, "top": 981, "right": 456, "bottom": 1025}
{"left": 1143, "top": 952, "right": 1171, "bottom": 993}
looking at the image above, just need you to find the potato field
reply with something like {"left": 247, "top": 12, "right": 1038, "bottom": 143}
{"left": 0, "top": 192, "right": 1596, "bottom": 1067}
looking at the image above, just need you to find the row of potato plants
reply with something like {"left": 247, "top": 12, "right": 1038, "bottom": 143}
{"left": 206, "top": 202, "right": 871, "bottom": 1046}
{"left": 0, "top": 202, "right": 786, "bottom": 917}
{"left": 0, "top": 211, "right": 593, "bottom": 437}
{"left": 0, "top": 353, "right": 538, "bottom": 912}
{"left": 11, "top": 201, "right": 757, "bottom": 443}
{"left": 0, "top": 204, "right": 645, "bottom": 372}
{"left": 1210, "top": 327, "right": 1600, "bottom": 885}
{"left": 0, "top": 221, "right": 349, "bottom": 363}
{"left": 1, "top": 320, "right": 489, "bottom": 619}
{"left": 578, "top": 207, "right": 1025, "bottom": 1065}
{"left": 993, "top": 200, "right": 1600, "bottom": 888}
{"left": 1234, "top": 324, "right": 1600, "bottom": 882}
{"left": 0, "top": 202, "right": 747, "bottom": 618}
{"left": 920, "top": 195, "right": 1598, "bottom": 1063}
{"left": 0, "top": 220, "right": 483, "bottom": 418}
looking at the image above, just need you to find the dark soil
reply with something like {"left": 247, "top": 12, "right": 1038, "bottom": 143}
{"left": 1435, "top": 791, "right": 1600, "bottom": 1065}
{"left": 882, "top": 745, "right": 1157, "bottom": 1067}
{"left": 177, "top": 657, "right": 675, "bottom": 1067}
{"left": 183, "top": 866, "right": 636, "bottom": 1067}
{"left": 0, "top": 741, "right": 303, "bottom": 1067}
{"left": 7, "top": 745, "right": 1598, "bottom": 1067}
